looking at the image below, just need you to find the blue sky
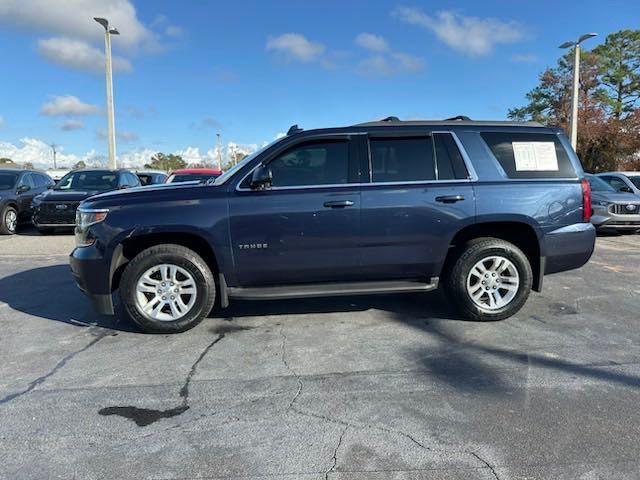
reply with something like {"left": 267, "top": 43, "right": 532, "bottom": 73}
{"left": 0, "top": 0, "right": 638, "bottom": 167}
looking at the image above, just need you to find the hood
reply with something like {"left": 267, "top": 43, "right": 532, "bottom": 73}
{"left": 38, "top": 189, "right": 105, "bottom": 202}
{"left": 591, "top": 191, "right": 640, "bottom": 203}
{"left": 88, "top": 181, "right": 205, "bottom": 202}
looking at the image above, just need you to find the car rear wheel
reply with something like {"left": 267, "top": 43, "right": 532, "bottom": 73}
{"left": 445, "top": 238, "right": 533, "bottom": 321}
{"left": 118, "top": 244, "right": 216, "bottom": 333}
{"left": 0, "top": 206, "right": 18, "bottom": 235}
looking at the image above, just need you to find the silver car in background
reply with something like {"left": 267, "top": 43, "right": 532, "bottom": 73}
{"left": 597, "top": 171, "right": 640, "bottom": 196}
{"left": 586, "top": 174, "right": 640, "bottom": 233}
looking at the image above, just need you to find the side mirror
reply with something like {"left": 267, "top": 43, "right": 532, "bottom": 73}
{"left": 119, "top": 184, "right": 130, "bottom": 190}
{"left": 17, "top": 184, "right": 30, "bottom": 194}
{"left": 620, "top": 186, "right": 633, "bottom": 193}
{"left": 250, "top": 165, "right": 272, "bottom": 190}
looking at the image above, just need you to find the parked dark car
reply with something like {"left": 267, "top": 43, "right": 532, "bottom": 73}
{"left": 136, "top": 170, "right": 168, "bottom": 186}
{"left": 71, "top": 117, "right": 596, "bottom": 333}
{"left": 33, "top": 168, "right": 140, "bottom": 234}
{"left": 0, "top": 169, "right": 54, "bottom": 234}
{"left": 166, "top": 168, "right": 222, "bottom": 184}
{"left": 587, "top": 174, "right": 640, "bottom": 233}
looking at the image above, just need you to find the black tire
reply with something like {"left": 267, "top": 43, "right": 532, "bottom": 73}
{"left": 444, "top": 238, "right": 533, "bottom": 321}
{"left": 118, "top": 244, "right": 216, "bottom": 333}
{"left": 0, "top": 205, "right": 18, "bottom": 235}
{"left": 37, "top": 227, "right": 55, "bottom": 235}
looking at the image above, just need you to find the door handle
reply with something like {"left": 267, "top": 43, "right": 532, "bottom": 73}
{"left": 435, "top": 195, "right": 465, "bottom": 203}
{"left": 323, "top": 200, "right": 355, "bottom": 208}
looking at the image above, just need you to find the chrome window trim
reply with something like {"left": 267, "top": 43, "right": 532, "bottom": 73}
{"left": 236, "top": 130, "right": 478, "bottom": 192}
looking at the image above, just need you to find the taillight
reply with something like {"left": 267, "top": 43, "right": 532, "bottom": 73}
{"left": 581, "top": 178, "right": 592, "bottom": 222}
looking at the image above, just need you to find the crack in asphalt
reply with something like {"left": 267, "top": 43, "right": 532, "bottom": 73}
{"left": 98, "top": 334, "right": 226, "bottom": 427}
{"left": 325, "top": 426, "right": 347, "bottom": 479}
{"left": 279, "top": 325, "right": 303, "bottom": 410}
{"left": 0, "top": 330, "right": 109, "bottom": 405}
{"left": 470, "top": 451, "right": 500, "bottom": 480}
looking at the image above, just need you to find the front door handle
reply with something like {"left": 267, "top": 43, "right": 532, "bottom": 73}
{"left": 435, "top": 195, "right": 465, "bottom": 204}
{"left": 323, "top": 200, "right": 355, "bottom": 209}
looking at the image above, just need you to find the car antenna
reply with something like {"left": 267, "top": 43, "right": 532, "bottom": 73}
{"left": 287, "top": 124, "right": 303, "bottom": 135}
{"left": 444, "top": 115, "right": 472, "bottom": 121}
{"left": 381, "top": 116, "right": 401, "bottom": 122}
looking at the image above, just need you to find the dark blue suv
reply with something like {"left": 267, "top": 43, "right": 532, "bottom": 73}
{"left": 70, "top": 118, "right": 595, "bottom": 333}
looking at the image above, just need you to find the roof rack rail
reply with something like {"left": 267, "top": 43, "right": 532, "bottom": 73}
{"left": 444, "top": 115, "right": 472, "bottom": 121}
{"left": 381, "top": 116, "right": 401, "bottom": 122}
{"left": 287, "top": 124, "right": 303, "bottom": 135}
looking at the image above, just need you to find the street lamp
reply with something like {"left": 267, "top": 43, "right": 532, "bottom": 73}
{"left": 559, "top": 33, "right": 597, "bottom": 151}
{"left": 94, "top": 17, "right": 120, "bottom": 169}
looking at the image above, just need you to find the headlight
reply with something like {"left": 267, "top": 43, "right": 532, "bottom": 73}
{"left": 76, "top": 208, "right": 109, "bottom": 228}
{"left": 75, "top": 208, "right": 109, "bottom": 247}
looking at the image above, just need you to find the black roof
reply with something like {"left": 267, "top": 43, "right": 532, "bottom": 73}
{"left": 354, "top": 118, "right": 543, "bottom": 128}
{"left": 285, "top": 116, "right": 546, "bottom": 138}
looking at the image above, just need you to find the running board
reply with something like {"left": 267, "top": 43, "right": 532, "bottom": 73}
{"left": 227, "top": 277, "right": 439, "bottom": 301}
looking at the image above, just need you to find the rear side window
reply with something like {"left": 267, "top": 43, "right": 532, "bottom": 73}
{"left": 433, "top": 133, "right": 469, "bottom": 180}
{"left": 481, "top": 132, "right": 576, "bottom": 179}
{"left": 370, "top": 137, "right": 435, "bottom": 182}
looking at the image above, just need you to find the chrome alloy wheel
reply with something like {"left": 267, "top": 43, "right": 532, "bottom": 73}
{"left": 135, "top": 264, "right": 197, "bottom": 321}
{"left": 5, "top": 210, "right": 17, "bottom": 233}
{"left": 466, "top": 256, "right": 520, "bottom": 312}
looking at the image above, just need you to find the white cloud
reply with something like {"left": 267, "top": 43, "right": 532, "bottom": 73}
{"left": 0, "top": 137, "right": 260, "bottom": 170}
{"left": 38, "top": 37, "right": 132, "bottom": 73}
{"left": 96, "top": 128, "right": 139, "bottom": 143}
{"left": 266, "top": 33, "right": 325, "bottom": 62}
{"left": 0, "top": 0, "right": 158, "bottom": 51}
{"left": 511, "top": 53, "right": 537, "bottom": 63}
{"left": 355, "top": 34, "right": 424, "bottom": 76}
{"left": 355, "top": 33, "right": 389, "bottom": 53}
{"left": 59, "top": 119, "right": 84, "bottom": 131}
{"left": 0, "top": 137, "right": 103, "bottom": 168}
{"left": 165, "top": 25, "right": 183, "bottom": 38}
{"left": 393, "top": 7, "right": 524, "bottom": 56}
{"left": 41, "top": 95, "right": 99, "bottom": 116}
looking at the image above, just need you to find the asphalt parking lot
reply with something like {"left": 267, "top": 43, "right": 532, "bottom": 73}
{"left": 0, "top": 229, "right": 639, "bottom": 480}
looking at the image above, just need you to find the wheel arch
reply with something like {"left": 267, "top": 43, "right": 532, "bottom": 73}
{"left": 444, "top": 220, "right": 543, "bottom": 292}
{"left": 111, "top": 231, "right": 220, "bottom": 292}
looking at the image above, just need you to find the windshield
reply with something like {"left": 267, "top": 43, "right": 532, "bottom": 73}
{"left": 214, "top": 140, "right": 281, "bottom": 185}
{"left": 55, "top": 171, "right": 118, "bottom": 191}
{"left": 0, "top": 172, "right": 19, "bottom": 190}
{"left": 587, "top": 175, "right": 616, "bottom": 192}
{"left": 628, "top": 176, "right": 640, "bottom": 189}
{"left": 167, "top": 173, "right": 220, "bottom": 184}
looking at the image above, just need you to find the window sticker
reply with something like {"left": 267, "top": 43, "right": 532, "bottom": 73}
{"left": 512, "top": 142, "right": 559, "bottom": 171}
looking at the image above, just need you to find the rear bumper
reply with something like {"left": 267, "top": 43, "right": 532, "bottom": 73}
{"left": 69, "top": 245, "right": 114, "bottom": 315}
{"left": 544, "top": 222, "right": 596, "bottom": 275}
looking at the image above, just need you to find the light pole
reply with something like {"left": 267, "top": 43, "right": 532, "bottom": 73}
{"left": 216, "top": 133, "right": 222, "bottom": 171}
{"left": 94, "top": 17, "right": 120, "bottom": 169}
{"left": 559, "top": 33, "right": 597, "bottom": 151}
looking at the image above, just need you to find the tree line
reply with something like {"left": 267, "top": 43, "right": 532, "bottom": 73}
{"left": 509, "top": 29, "right": 640, "bottom": 172}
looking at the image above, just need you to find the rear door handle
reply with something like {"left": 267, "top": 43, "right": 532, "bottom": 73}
{"left": 323, "top": 200, "right": 355, "bottom": 208}
{"left": 435, "top": 195, "right": 465, "bottom": 203}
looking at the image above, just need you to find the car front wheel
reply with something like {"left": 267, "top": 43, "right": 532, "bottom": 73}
{"left": 445, "top": 238, "right": 533, "bottom": 321}
{"left": 118, "top": 244, "right": 216, "bottom": 333}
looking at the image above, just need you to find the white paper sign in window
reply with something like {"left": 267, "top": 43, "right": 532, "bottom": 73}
{"left": 512, "top": 142, "right": 559, "bottom": 171}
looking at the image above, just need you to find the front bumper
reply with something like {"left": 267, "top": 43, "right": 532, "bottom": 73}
{"left": 70, "top": 244, "right": 115, "bottom": 315}
{"left": 591, "top": 205, "right": 640, "bottom": 231}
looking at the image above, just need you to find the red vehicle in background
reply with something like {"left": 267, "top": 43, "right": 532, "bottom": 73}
{"left": 165, "top": 168, "right": 222, "bottom": 184}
